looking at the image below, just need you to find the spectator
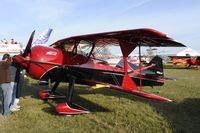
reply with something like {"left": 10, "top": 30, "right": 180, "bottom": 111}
{"left": 11, "top": 39, "right": 15, "bottom": 44}
{"left": 1, "top": 38, "right": 8, "bottom": 44}
{"left": 0, "top": 54, "right": 12, "bottom": 116}
{"left": 9, "top": 61, "right": 21, "bottom": 111}
{"left": 15, "top": 68, "right": 25, "bottom": 107}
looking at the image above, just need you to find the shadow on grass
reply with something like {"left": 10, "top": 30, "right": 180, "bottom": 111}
{"left": 143, "top": 98, "right": 200, "bottom": 133}
{"left": 66, "top": 87, "right": 200, "bottom": 133}
{"left": 21, "top": 81, "right": 110, "bottom": 115}
{"left": 21, "top": 79, "right": 200, "bottom": 132}
{"left": 95, "top": 88, "right": 200, "bottom": 133}
{"left": 41, "top": 95, "right": 110, "bottom": 115}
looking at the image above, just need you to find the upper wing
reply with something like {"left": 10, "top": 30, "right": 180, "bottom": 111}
{"left": 52, "top": 28, "right": 185, "bottom": 47}
{"left": 51, "top": 28, "right": 185, "bottom": 56}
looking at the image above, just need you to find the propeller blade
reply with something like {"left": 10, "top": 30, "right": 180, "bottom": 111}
{"left": 22, "top": 30, "right": 35, "bottom": 57}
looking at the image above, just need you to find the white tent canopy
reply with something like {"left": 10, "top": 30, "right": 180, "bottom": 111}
{"left": 176, "top": 48, "right": 200, "bottom": 56}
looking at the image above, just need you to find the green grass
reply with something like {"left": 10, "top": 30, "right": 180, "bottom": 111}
{"left": 1, "top": 69, "right": 200, "bottom": 133}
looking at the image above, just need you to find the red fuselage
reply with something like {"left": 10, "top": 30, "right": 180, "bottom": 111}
{"left": 14, "top": 46, "right": 63, "bottom": 79}
{"left": 13, "top": 45, "right": 122, "bottom": 80}
{"left": 13, "top": 45, "right": 164, "bottom": 87}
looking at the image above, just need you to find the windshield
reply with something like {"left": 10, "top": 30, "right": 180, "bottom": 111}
{"left": 76, "top": 40, "right": 93, "bottom": 57}
{"left": 61, "top": 40, "right": 93, "bottom": 58}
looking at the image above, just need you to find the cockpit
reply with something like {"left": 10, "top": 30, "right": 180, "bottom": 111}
{"left": 61, "top": 40, "right": 93, "bottom": 58}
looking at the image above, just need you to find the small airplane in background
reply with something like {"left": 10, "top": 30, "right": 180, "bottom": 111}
{"left": 170, "top": 56, "right": 200, "bottom": 69}
{"left": 13, "top": 28, "right": 185, "bottom": 115}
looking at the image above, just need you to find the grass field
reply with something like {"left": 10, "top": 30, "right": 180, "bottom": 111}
{"left": 0, "top": 69, "right": 200, "bottom": 133}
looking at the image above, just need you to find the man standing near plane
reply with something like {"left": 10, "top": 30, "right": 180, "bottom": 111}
{"left": 0, "top": 54, "right": 12, "bottom": 116}
{"left": 9, "top": 60, "right": 21, "bottom": 112}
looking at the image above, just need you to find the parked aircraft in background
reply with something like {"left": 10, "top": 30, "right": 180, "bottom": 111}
{"left": 170, "top": 56, "right": 200, "bottom": 69}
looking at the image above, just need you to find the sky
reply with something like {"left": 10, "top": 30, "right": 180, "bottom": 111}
{"left": 0, "top": 0, "right": 200, "bottom": 54}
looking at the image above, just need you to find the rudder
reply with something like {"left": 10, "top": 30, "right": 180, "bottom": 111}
{"left": 147, "top": 55, "right": 164, "bottom": 77}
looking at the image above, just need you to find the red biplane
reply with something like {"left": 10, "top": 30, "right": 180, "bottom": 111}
{"left": 13, "top": 28, "right": 185, "bottom": 114}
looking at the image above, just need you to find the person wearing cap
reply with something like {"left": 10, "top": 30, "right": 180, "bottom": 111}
{"left": 0, "top": 54, "right": 12, "bottom": 116}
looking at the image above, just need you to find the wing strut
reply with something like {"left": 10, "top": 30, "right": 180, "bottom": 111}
{"left": 139, "top": 44, "right": 142, "bottom": 90}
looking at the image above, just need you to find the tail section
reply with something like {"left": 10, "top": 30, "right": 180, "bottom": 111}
{"left": 116, "top": 56, "right": 164, "bottom": 77}
{"left": 147, "top": 55, "right": 164, "bottom": 77}
{"left": 196, "top": 56, "right": 200, "bottom": 63}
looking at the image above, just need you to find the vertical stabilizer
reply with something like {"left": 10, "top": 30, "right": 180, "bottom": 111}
{"left": 147, "top": 55, "right": 164, "bottom": 77}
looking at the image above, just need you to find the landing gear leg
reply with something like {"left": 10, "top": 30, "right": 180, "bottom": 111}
{"left": 55, "top": 75, "right": 89, "bottom": 115}
{"left": 51, "top": 81, "right": 60, "bottom": 94}
{"left": 67, "top": 76, "right": 75, "bottom": 105}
